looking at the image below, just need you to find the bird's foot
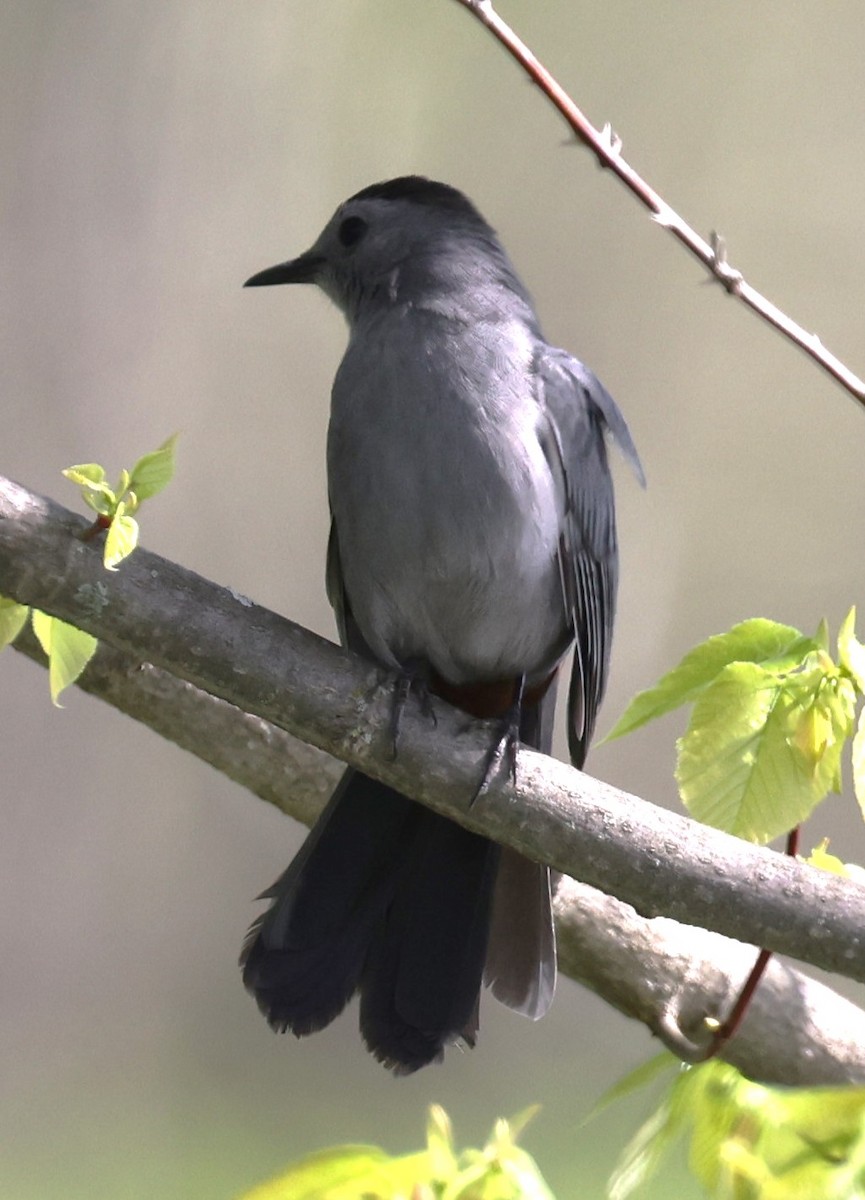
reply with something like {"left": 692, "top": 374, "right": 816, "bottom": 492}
{"left": 470, "top": 675, "right": 525, "bottom": 806}
{"left": 389, "top": 659, "right": 436, "bottom": 758}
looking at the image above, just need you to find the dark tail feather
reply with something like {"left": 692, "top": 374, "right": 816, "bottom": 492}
{"left": 359, "top": 811, "right": 500, "bottom": 1073}
{"left": 240, "top": 769, "right": 421, "bottom": 1036}
{"left": 484, "top": 682, "right": 558, "bottom": 1018}
{"left": 242, "top": 676, "right": 560, "bottom": 1070}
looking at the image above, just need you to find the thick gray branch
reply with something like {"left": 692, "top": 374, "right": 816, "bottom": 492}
{"left": 12, "top": 625, "right": 865, "bottom": 1085}
{"left": 3, "top": 475, "right": 865, "bottom": 1061}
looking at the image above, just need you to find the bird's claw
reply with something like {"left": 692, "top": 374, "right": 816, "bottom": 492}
{"left": 469, "top": 676, "right": 525, "bottom": 806}
{"left": 389, "top": 660, "right": 436, "bottom": 758}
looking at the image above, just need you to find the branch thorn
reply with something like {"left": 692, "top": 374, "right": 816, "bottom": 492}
{"left": 709, "top": 230, "right": 744, "bottom": 294}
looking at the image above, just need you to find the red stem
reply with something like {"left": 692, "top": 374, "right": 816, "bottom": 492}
{"left": 703, "top": 827, "right": 801, "bottom": 1058}
{"left": 80, "top": 513, "right": 112, "bottom": 542}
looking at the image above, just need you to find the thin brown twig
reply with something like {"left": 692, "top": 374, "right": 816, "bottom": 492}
{"left": 451, "top": 0, "right": 865, "bottom": 410}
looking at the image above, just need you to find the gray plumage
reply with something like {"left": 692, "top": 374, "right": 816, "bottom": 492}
{"left": 240, "top": 177, "right": 642, "bottom": 1072}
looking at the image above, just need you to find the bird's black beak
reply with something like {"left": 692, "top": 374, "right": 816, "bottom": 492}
{"left": 244, "top": 250, "right": 323, "bottom": 288}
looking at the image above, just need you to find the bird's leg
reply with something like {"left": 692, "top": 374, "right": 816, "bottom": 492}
{"left": 389, "top": 658, "right": 436, "bottom": 758}
{"left": 470, "top": 675, "right": 526, "bottom": 806}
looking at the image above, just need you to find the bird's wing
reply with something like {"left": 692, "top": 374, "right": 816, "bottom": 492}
{"left": 325, "top": 518, "right": 349, "bottom": 646}
{"left": 536, "top": 348, "right": 643, "bottom": 767}
{"left": 327, "top": 515, "right": 383, "bottom": 661}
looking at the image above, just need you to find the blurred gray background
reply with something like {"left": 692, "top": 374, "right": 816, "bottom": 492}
{"left": 2, "top": 3, "right": 864, "bottom": 1197}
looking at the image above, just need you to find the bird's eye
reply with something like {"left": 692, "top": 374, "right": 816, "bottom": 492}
{"left": 338, "top": 215, "right": 368, "bottom": 248}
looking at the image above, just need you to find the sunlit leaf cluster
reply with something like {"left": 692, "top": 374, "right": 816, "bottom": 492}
{"left": 0, "top": 436, "right": 177, "bottom": 702}
{"left": 609, "top": 1057, "right": 865, "bottom": 1200}
{"left": 63, "top": 433, "right": 178, "bottom": 570}
{"left": 607, "top": 614, "right": 865, "bottom": 842}
{"left": 237, "top": 1106, "right": 555, "bottom": 1200}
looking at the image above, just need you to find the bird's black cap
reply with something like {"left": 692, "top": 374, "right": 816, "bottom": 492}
{"left": 347, "top": 176, "right": 483, "bottom": 222}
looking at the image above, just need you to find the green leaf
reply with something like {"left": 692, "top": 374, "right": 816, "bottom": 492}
{"left": 806, "top": 839, "right": 851, "bottom": 877}
{"left": 676, "top": 660, "right": 850, "bottom": 843}
{"left": 236, "top": 1108, "right": 556, "bottom": 1200}
{"left": 853, "top": 708, "right": 865, "bottom": 823}
{"left": 80, "top": 489, "right": 114, "bottom": 516}
{"left": 494, "top": 1147, "right": 557, "bottom": 1200}
{"left": 63, "top": 463, "right": 116, "bottom": 516}
{"left": 607, "top": 1067, "right": 698, "bottom": 1200}
{"left": 62, "top": 463, "right": 108, "bottom": 488}
{"left": 684, "top": 1061, "right": 750, "bottom": 1193}
{"left": 791, "top": 672, "right": 857, "bottom": 791}
{"left": 426, "top": 1104, "right": 457, "bottom": 1181}
{"left": 31, "top": 608, "right": 53, "bottom": 655}
{"left": 814, "top": 615, "right": 831, "bottom": 653}
{"left": 30, "top": 611, "right": 97, "bottom": 705}
{"left": 0, "top": 596, "right": 29, "bottom": 649}
{"left": 440, "top": 1113, "right": 554, "bottom": 1200}
{"left": 103, "top": 507, "right": 139, "bottom": 570}
{"left": 496, "top": 1105, "right": 541, "bottom": 1147}
{"left": 609, "top": 1057, "right": 865, "bottom": 1200}
{"left": 604, "top": 619, "right": 812, "bottom": 742}
{"left": 236, "top": 1144, "right": 416, "bottom": 1200}
{"left": 839, "top": 606, "right": 865, "bottom": 693}
{"left": 129, "top": 433, "right": 178, "bottom": 501}
{"left": 586, "top": 1052, "right": 678, "bottom": 1124}
{"left": 689, "top": 1062, "right": 865, "bottom": 1199}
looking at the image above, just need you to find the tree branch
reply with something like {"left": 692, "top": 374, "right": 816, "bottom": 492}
{"left": 451, "top": 0, "right": 865, "bottom": 410}
{"left": 11, "top": 622, "right": 865, "bottom": 1086}
{"left": 3, "top": 474, "right": 865, "bottom": 1086}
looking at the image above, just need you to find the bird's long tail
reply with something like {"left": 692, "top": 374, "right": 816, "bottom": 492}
{"left": 240, "top": 690, "right": 557, "bottom": 1073}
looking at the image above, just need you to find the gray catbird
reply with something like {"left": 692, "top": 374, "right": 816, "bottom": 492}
{"left": 240, "top": 176, "right": 642, "bottom": 1073}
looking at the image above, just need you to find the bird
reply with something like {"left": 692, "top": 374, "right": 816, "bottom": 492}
{"left": 240, "top": 176, "right": 642, "bottom": 1073}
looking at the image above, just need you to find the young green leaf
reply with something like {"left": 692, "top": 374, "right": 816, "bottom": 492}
{"left": 234, "top": 1108, "right": 556, "bottom": 1200}
{"left": 676, "top": 660, "right": 850, "bottom": 843}
{"left": 604, "top": 619, "right": 813, "bottom": 742}
{"left": 607, "top": 1070, "right": 698, "bottom": 1200}
{"left": 63, "top": 463, "right": 116, "bottom": 515}
{"left": 683, "top": 1061, "right": 757, "bottom": 1195}
{"left": 31, "top": 608, "right": 53, "bottom": 656}
{"left": 611, "top": 1058, "right": 865, "bottom": 1200}
{"left": 699, "top": 1064, "right": 865, "bottom": 1199}
{"left": 426, "top": 1104, "right": 457, "bottom": 1181}
{"left": 839, "top": 606, "right": 865, "bottom": 693}
{"left": 103, "top": 504, "right": 139, "bottom": 570}
{"left": 447, "top": 1110, "right": 553, "bottom": 1200}
{"left": 236, "top": 1144, "right": 409, "bottom": 1200}
{"left": 129, "top": 433, "right": 178, "bottom": 501}
{"left": 79, "top": 488, "right": 114, "bottom": 516}
{"left": 792, "top": 673, "right": 857, "bottom": 782}
{"left": 30, "top": 611, "right": 97, "bottom": 705}
{"left": 814, "top": 615, "right": 831, "bottom": 653}
{"left": 805, "top": 839, "right": 851, "bottom": 878}
{"left": 494, "top": 1144, "right": 557, "bottom": 1200}
{"left": 496, "top": 1105, "right": 541, "bottom": 1146}
{"left": 62, "top": 437, "right": 177, "bottom": 564}
{"left": 585, "top": 1053, "right": 678, "bottom": 1124}
{"left": 0, "top": 596, "right": 29, "bottom": 649}
{"left": 853, "top": 708, "right": 865, "bottom": 823}
{"left": 62, "top": 463, "right": 108, "bottom": 489}
{"left": 46, "top": 617, "right": 98, "bottom": 706}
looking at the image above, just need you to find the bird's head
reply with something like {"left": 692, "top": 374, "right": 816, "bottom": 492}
{"left": 244, "top": 176, "right": 512, "bottom": 320}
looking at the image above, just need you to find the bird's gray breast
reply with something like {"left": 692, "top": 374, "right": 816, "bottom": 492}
{"left": 327, "top": 310, "right": 568, "bottom": 684}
